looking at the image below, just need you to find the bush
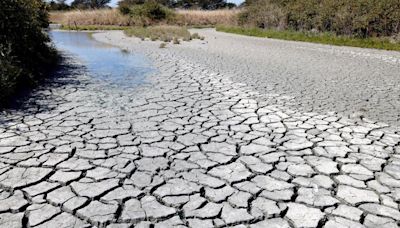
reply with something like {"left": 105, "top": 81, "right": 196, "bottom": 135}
{"left": 0, "top": 0, "right": 57, "bottom": 106}
{"left": 238, "top": 0, "right": 286, "bottom": 29}
{"left": 130, "top": 1, "right": 175, "bottom": 23}
{"left": 240, "top": 0, "right": 400, "bottom": 38}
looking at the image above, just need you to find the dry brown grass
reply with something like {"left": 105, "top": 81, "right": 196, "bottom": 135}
{"left": 50, "top": 9, "right": 133, "bottom": 26}
{"left": 175, "top": 9, "right": 240, "bottom": 26}
{"left": 50, "top": 9, "right": 240, "bottom": 27}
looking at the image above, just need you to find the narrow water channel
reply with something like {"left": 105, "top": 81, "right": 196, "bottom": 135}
{"left": 50, "top": 31, "right": 154, "bottom": 87}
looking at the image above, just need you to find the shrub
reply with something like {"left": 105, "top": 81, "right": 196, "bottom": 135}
{"left": 129, "top": 1, "right": 175, "bottom": 24}
{"left": 0, "top": 0, "right": 57, "bottom": 106}
{"left": 240, "top": 0, "right": 400, "bottom": 38}
{"left": 173, "top": 37, "right": 180, "bottom": 44}
{"left": 71, "top": 0, "right": 111, "bottom": 9}
{"left": 238, "top": 0, "right": 286, "bottom": 29}
{"left": 190, "top": 32, "right": 200, "bottom": 39}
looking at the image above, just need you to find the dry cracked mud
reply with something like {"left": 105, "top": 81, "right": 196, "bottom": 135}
{"left": 0, "top": 30, "right": 399, "bottom": 228}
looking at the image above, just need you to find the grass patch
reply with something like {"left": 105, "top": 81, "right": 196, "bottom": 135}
{"left": 50, "top": 9, "right": 133, "bottom": 26}
{"left": 125, "top": 25, "right": 192, "bottom": 41}
{"left": 50, "top": 9, "right": 239, "bottom": 28}
{"left": 61, "top": 25, "right": 131, "bottom": 30}
{"left": 216, "top": 26, "right": 400, "bottom": 51}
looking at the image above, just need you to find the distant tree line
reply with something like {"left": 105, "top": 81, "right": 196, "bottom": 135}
{"left": 48, "top": 0, "right": 235, "bottom": 11}
{"left": 118, "top": 0, "right": 235, "bottom": 10}
{"left": 48, "top": 0, "right": 112, "bottom": 10}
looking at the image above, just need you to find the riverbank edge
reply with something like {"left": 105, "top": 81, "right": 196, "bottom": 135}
{"left": 216, "top": 26, "right": 400, "bottom": 51}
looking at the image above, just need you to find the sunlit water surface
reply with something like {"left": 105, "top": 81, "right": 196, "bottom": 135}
{"left": 50, "top": 31, "right": 154, "bottom": 87}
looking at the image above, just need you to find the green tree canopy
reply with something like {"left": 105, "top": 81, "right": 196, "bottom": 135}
{"left": 71, "top": 0, "right": 111, "bottom": 9}
{"left": 118, "top": 0, "right": 233, "bottom": 9}
{"left": 0, "top": 0, "right": 57, "bottom": 105}
{"left": 48, "top": 0, "right": 70, "bottom": 10}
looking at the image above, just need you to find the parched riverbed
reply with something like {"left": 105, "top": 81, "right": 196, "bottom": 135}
{"left": 0, "top": 30, "right": 399, "bottom": 228}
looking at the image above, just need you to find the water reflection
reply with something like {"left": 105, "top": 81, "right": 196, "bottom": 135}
{"left": 50, "top": 31, "right": 153, "bottom": 87}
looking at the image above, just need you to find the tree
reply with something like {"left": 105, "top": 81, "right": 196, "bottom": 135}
{"left": 118, "top": 0, "right": 175, "bottom": 9}
{"left": 174, "top": 0, "right": 230, "bottom": 9}
{"left": 0, "top": 0, "right": 57, "bottom": 105}
{"left": 48, "top": 0, "right": 70, "bottom": 10}
{"left": 71, "top": 0, "right": 111, "bottom": 9}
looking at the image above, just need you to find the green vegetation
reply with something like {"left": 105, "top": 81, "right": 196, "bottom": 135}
{"left": 119, "top": 1, "right": 175, "bottom": 26}
{"left": 124, "top": 25, "right": 205, "bottom": 44}
{"left": 239, "top": 0, "right": 400, "bottom": 38}
{"left": 216, "top": 26, "right": 400, "bottom": 51}
{"left": 125, "top": 25, "right": 191, "bottom": 41}
{"left": 0, "top": 0, "right": 58, "bottom": 106}
{"left": 71, "top": 0, "right": 111, "bottom": 9}
{"left": 48, "top": 0, "right": 70, "bottom": 10}
{"left": 117, "top": 0, "right": 235, "bottom": 10}
{"left": 228, "top": 0, "right": 400, "bottom": 51}
{"left": 61, "top": 25, "right": 131, "bottom": 30}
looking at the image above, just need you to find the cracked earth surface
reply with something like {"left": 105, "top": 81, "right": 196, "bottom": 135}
{"left": 0, "top": 30, "right": 400, "bottom": 228}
